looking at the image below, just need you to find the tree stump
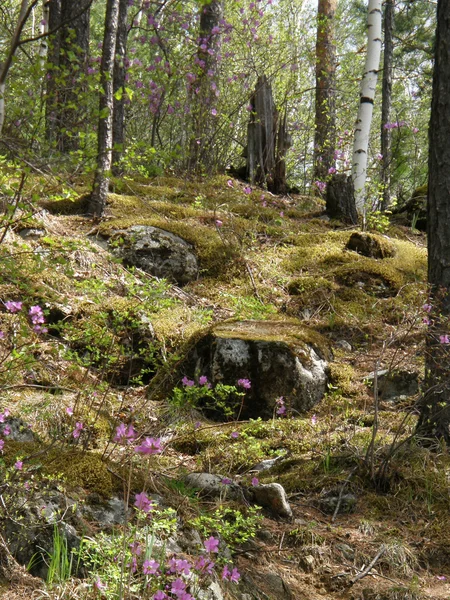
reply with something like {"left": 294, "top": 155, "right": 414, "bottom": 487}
{"left": 325, "top": 174, "right": 358, "bottom": 224}
{"left": 246, "top": 75, "right": 290, "bottom": 194}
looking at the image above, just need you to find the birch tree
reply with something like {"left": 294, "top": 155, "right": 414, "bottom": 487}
{"left": 351, "top": 0, "right": 383, "bottom": 213}
{"left": 380, "top": 0, "right": 394, "bottom": 211}
{"left": 89, "top": 0, "right": 120, "bottom": 217}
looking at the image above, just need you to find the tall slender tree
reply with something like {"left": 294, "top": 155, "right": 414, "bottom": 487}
{"left": 89, "top": 0, "right": 120, "bottom": 217}
{"left": 380, "top": 0, "right": 394, "bottom": 211}
{"left": 112, "top": 0, "right": 129, "bottom": 175}
{"left": 313, "top": 0, "right": 337, "bottom": 182}
{"left": 352, "top": 0, "right": 383, "bottom": 214}
{"left": 188, "top": 0, "right": 223, "bottom": 172}
{"left": 417, "top": 0, "right": 450, "bottom": 443}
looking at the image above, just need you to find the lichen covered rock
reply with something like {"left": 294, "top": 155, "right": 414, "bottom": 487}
{"left": 185, "top": 320, "right": 330, "bottom": 419}
{"left": 110, "top": 225, "right": 199, "bottom": 285}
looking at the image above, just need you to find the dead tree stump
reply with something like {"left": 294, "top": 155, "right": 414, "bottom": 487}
{"left": 246, "top": 75, "right": 290, "bottom": 194}
{"left": 325, "top": 174, "right": 358, "bottom": 224}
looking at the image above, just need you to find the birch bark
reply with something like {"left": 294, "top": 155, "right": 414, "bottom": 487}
{"left": 351, "top": 0, "right": 383, "bottom": 213}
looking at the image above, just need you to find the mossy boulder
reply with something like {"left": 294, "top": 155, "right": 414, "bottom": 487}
{"left": 184, "top": 320, "right": 331, "bottom": 420}
{"left": 345, "top": 232, "right": 397, "bottom": 259}
{"left": 110, "top": 225, "right": 199, "bottom": 285}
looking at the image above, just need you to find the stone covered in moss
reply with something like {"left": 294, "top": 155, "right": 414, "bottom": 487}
{"left": 110, "top": 225, "right": 199, "bottom": 285}
{"left": 185, "top": 320, "right": 330, "bottom": 419}
{"left": 345, "top": 232, "right": 397, "bottom": 259}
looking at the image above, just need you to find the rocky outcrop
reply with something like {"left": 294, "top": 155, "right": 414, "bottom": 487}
{"left": 185, "top": 320, "right": 330, "bottom": 420}
{"left": 110, "top": 225, "right": 198, "bottom": 285}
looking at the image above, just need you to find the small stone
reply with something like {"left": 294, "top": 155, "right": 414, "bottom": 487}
{"left": 250, "top": 483, "right": 292, "bottom": 519}
{"left": 336, "top": 340, "right": 352, "bottom": 352}
{"left": 345, "top": 232, "right": 396, "bottom": 259}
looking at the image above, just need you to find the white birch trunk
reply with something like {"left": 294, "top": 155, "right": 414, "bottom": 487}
{"left": 0, "top": 83, "right": 5, "bottom": 136}
{"left": 39, "top": 0, "right": 50, "bottom": 66}
{"left": 351, "top": 0, "right": 382, "bottom": 213}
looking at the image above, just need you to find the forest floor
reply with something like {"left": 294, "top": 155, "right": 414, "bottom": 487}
{"left": 0, "top": 173, "right": 449, "bottom": 600}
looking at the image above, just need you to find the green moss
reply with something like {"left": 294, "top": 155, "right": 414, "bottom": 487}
{"left": 288, "top": 276, "right": 337, "bottom": 296}
{"left": 328, "top": 363, "right": 356, "bottom": 396}
{"left": 3, "top": 442, "right": 113, "bottom": 497}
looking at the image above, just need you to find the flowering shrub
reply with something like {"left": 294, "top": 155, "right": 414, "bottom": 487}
{"left": 78, "top": 501, "right": 241, "bottom": 599}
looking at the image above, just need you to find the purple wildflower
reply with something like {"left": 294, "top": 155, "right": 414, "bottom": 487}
{"left": 204, "top": 536, "right": 219, "bottom": 553}
{"left": 135, "top": 437, "right": 162, "bottom": 455}
{"left": 237, "top": 378, "right": 251, "bottom": 389}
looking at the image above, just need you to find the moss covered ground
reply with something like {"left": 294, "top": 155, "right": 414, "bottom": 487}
{"left": 0, "top": 174, "right": 447, "bottom": 600}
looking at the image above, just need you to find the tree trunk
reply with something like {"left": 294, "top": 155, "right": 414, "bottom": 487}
{"left": 0, "top": 0, "right": 36, "bottom": 137}
{"left": 416, "top": 0, "right": 450, "bottom": 443}
{"left": 89, "top": 0, "right": 120, "bottom": 217}
{"left": 39, "top": 0, "right": 50, "bottom": 66}
{"left": 112, "top": 0, "right": 129, "bottom": 175}
{"left": 52, "top": 0, "right": 91, "bottom": 152}
{"left": 351, "top": 0, "right": 383, "bottom": 214}
{"left": 188, "top": 0, "right": 223, "bottom": 172}
{"left": 380, "top": 0, "right": 394, "bottom": 211}
{"left": 45, "top": 0, "right": 61, "bottom": 143}
{"left": 325, "top": 174, "right": 358, "bottom": 224}
{"left": 246, "top": 75, "right": 289, "bottom": 194}
{"left": 313, "top": 0, "right": 337, "bottom": 182}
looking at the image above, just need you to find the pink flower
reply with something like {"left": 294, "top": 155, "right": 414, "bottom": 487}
{"left": 135, "top": 437, "right": 162, "bottom": 455}
{"left": 143, "top": 559, "right": 159, "bottom": 574}
{"left": 227, "top": 180, "right": 234, "bottom": 188}
{"left": 199, "top": 375, "right": 209, "bottom": 386}
{"left": 72, "top": 422, "right": 84, "bottom": 439}
{"left": 328, "top": 167, "right": 336, "bottom": 174}
{"left": 171, "top": 578, "right": 186, "bottom": 595}
{"left": 211, "top": 108, "right": 218, "bottom": 116}
{"left": 182, "top": 376, "right": 195, "bottom": 387}
{"left": 134, "top": 491, "right": 154, "bottom": 513}
{"left": 66, "top": 407, "right": 73, "bottom": 416}
{"left": 412, "top": 127, "right": 419, "bottom": 134}
{"left": 375, "top": 153, "right": 383, "bottom": 160}
{"left": 94, "top": 578, "right": 107, "bottom": 590}
{"left": 114, "top": 423, "right": 136, "bottom": 443}
{"left": 204, "top": 536, "right": 219, "bottom": 553}
{"left": 215, "top": 219, "right": 223, "bottom": 227}
{"left": 243, "top": 186, "right": 252, "bottom": 194}
{"left": 439, "top": 334, "right": 450, "bottom": 344}
{"left": 251, "top": 477, "right": 259, "bottom": 486}
{"left": 237, "top": 378, "right": 251, "bottom": 389}
{"left": 15, "top": 460, "right": 23, "bottom": 470}
{"left": 423, "top": 303, "right": 432, "bottom": 313}
{"left": 311, "top": 414, "right": 317, "bottom": 426}
{"left": 154, "top": 592, "right": 167, "bottom": 600}
{"left": 230, "top": 431, "right": 239, "bottom": 439}
{"left": 0, "top": 440, "right": 4, "bottom": 452}
{"left": 3, "top": 425, "right": 10, "bottom": 436}
{"left": 4, "top": 301, "right": 22, "bottom": 313}
{"left": 221, "top": 477, "right": 232, "bottom": 485}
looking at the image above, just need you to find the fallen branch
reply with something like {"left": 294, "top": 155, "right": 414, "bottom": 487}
{"left": 351, "top": 545, "right": 386, "bottom": 584}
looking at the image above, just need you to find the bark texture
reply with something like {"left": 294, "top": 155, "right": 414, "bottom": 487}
{"left": 45, "top": 0, "right": 61, "bottom": 142}
{"left": 246, "top": 75, "right": 290, "bottom": 194}
{"left": 380, "top": 0, "right": 394, "bottom": 211}
{"left": 112, "top": 0, "right": 129, "bottom": 175}
{"left": 89, "top": 0, "right": 120, "bottom": 217}
{"left": 325, "top": 174, "right": 358, "bottom": 224}
{"left": 351, "top": 0, "right": 382, "bottom": 213}
{"left": 313, "top": 0, "right": 337, "bottom": 182}
{"left": 188, "top": 0, "right": 223, "bottom": 172}
{"left": 417, "top": 0, "right": 450, "bottom": 442}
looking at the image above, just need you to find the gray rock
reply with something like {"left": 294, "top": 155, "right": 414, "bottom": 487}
{"left": 198, "top": 581, "right": 224, "bottom": 600}
{"left": 110, "top": 225, "right": 198, "bottom": 285}
{"left": 0, "top": 417, "right": 35, "bottom": 442}
{"left": 251, "top": 455, "right": 286, "bottom": 472}
{"left": 319, "top": 491, "right": 357, "bottom": 515}
{"left": 18, "top": 228, "right": 46, "bottom": 240}
{"left": 250, "top": 483, "right": 292, "bottom": 519}
{"left": 336, "top": 339, "right": 352, "bottom": 352}
{"left": 185, "top": 320, "right": 330, "bottom": 420}
{"left": 365, "top": 369, "right": 419, "bottom": 400}
{"left": 82, "top": 496, "right": 130, "bottom": 527}
{"left": 335, "top": 542, "right": 355, "bottom": 561}
{"left": 183, "top": 473, "right": 244, "bottom": 501}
